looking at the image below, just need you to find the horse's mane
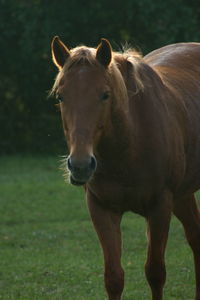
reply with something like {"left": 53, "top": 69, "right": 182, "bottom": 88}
{"left": 50, "top": 45, "right": 144, "bottom": 102}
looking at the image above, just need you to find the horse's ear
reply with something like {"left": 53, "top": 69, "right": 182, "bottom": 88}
{"left": 51, "top": 36, "right": 70, "bottom": 69}
{"left": 96, "top": 38, "right": 112, "bottom": 67}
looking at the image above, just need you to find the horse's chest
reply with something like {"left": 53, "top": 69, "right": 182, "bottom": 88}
{"left": 88, "top": 179, "right": 157, "bottom": 216}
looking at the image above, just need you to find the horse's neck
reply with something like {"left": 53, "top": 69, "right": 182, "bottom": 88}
{"left": 95, "top": 101, "right": 136, "bottom": 167}
{"left": 95, "top": 57, "right": 187, "bottom": 188}
{"left": 98, "top": 59, "right": 171, "bottom": 158}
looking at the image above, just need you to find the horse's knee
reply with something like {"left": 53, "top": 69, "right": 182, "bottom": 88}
{"left": 105, "top": 267, "right": 124, "bottom": 297}
{"left": 145, "top": 261, "right": 166, "bottom": 289}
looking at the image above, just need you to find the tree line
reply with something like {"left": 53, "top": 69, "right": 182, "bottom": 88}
{"left": 1, "top": 0, "right": 200, "bottom": 154}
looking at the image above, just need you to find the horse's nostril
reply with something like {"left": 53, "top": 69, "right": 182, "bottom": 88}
{"left": 67, "top": 157, "right": 73, "bottom": 171}
{"left": 67, "top": 155, "right": 97, "bottom": 173}
{"left": 90, "top": 156, "right": 97, "bottom": 171}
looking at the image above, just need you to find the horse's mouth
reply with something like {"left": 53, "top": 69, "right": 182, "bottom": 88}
{"left": 70, "top": 175, "right": 86, "bottom": 186}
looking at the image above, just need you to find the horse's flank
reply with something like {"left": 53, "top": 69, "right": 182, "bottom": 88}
{"left": 145, "top": 43, "right": 200, "bottom": 194}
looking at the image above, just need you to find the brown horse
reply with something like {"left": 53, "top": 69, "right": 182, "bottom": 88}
{"left": 50, "top": 36, "right": 200, "bottom": 300}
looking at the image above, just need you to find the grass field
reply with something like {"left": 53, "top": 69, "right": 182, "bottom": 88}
{"left": 0, "top": 155, "right": 198, "bottom": 299}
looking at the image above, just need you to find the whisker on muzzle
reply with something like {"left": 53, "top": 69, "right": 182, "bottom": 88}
{"left": 58, "top": 155, "right": 70, "bottom": 183}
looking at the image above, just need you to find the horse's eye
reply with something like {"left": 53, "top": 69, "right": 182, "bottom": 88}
{"left": 101, "top": 91, "right": 110, "bottom": 101}
{"left": 56, "top": 94, "right": 63, "bottom": 103}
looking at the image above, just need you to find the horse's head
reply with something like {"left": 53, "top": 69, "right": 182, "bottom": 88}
{"left": 51, "top": 37, "right": 115, "bottom": 186}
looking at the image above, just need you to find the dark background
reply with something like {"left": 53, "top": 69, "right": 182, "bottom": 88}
{"left": 1, "top": 0, "right": 200, "bottom": 154}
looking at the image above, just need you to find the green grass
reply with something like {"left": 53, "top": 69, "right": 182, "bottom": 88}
{"left": 0, "top": 155, "right": 198, "bottom": 299}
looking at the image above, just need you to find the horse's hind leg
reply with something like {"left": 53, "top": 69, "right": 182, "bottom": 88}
{"left": 145, "top": 191, "right": 173, "bottom": 300}
{"left": 174, "top": 194, "right": 200, "bottom": 300}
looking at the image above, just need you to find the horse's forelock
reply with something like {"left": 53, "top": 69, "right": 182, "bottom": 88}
{"left": 64, "top": 46, "right": 98, "bottom": 70}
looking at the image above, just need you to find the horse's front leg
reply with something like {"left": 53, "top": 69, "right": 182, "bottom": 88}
{"left": 87, "top": 191, "right": 124, "bottom": 300}
{"left": 145, "top": 191, "right": 172, "bottom": 300}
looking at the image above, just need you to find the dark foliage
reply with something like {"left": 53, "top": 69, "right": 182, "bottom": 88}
{"left": 1, "top": 0, "right": 200, "bottom": 154}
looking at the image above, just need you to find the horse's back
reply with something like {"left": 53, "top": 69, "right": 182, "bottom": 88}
{"left": 144, "top": 42, "right": 200, "bottom": 68}
{"left": 145, "top": 43, "right": 200, "bottom": 195}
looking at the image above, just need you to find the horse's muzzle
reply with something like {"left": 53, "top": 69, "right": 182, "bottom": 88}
{"left": 67, "top": 155, "right": 97, "bottom": 185}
